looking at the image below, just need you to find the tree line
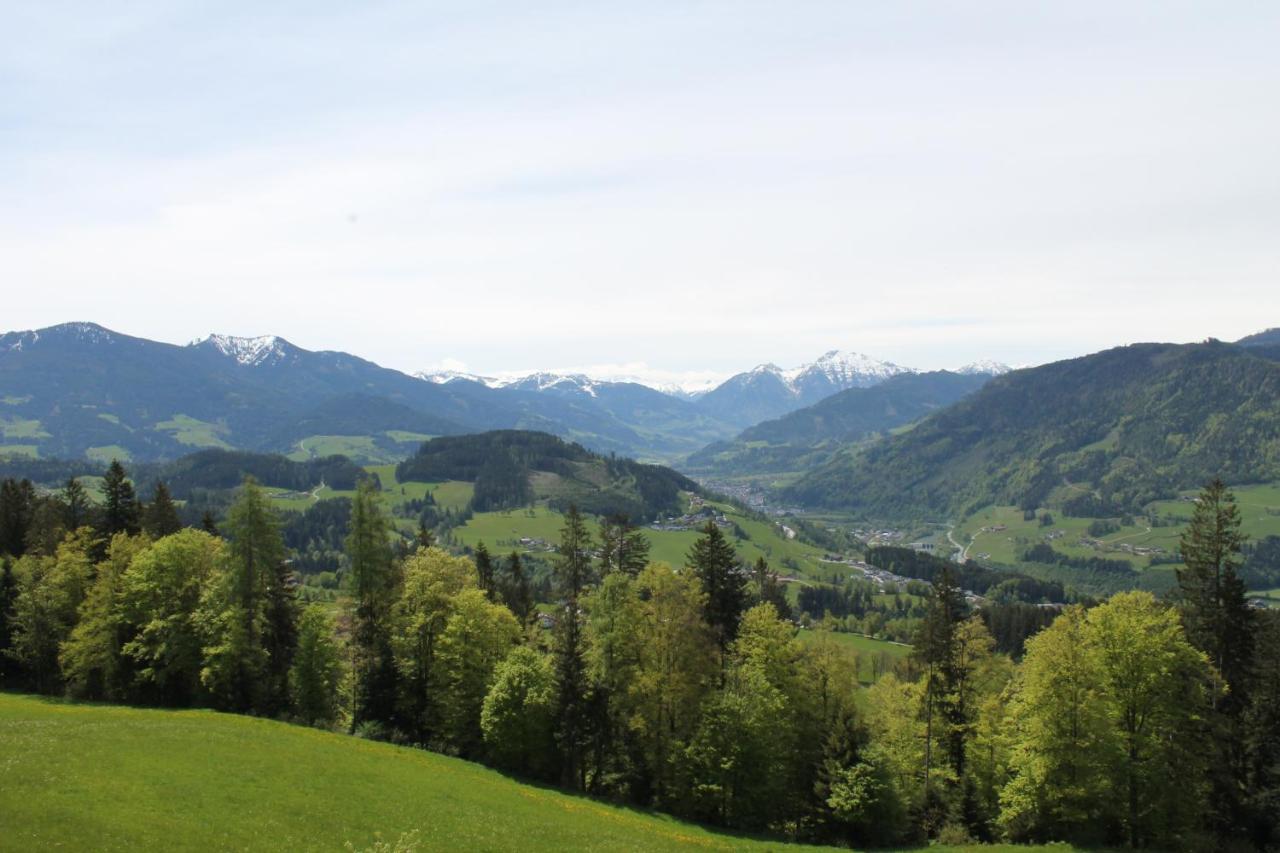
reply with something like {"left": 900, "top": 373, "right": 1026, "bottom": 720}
{"left": 1, "top": 471, "right": 1278, "bottom": 849}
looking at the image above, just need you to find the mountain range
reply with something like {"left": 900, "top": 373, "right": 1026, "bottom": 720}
{"left": 420, "top": 350, "right": 1010, "bottom": 429}
{"left": 1, "top": 322, "right": 996, "bottom": 464}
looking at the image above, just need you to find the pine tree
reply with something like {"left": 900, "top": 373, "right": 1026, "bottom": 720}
{"left": 553, "top": 504, "right": 594, "bottom": 790}
{"left": 61, "top": 478, "right": 92, "bottom": 530}
{"left": 687, "top": 521, "right": 747, "bottom": 660}
{"left": 415, "top": 521, "right": 435, "bottom": 550}
{"left": 598, "top": 513, "right": 650, "bottom": 576}
{"left": 100, "top": 460, "right": 140, "bottom": 537}
{"left": 143, "top": 481, "right": 183, "bottom": 538}
{"left": 474, "top": 541, "right": 496, "bottom": 601}
{"left": 262, "top": 555, "right": 299, "bottom": 715}
{"left": 347, "top": 478, "right": 398, "bottom": 731}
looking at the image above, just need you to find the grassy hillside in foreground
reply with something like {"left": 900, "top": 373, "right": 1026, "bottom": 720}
{"left": 0, "top": 694, "right": 1086, "bottom": 853}
{"left": 0, "top": 693, "right": 829, "bottom": 852}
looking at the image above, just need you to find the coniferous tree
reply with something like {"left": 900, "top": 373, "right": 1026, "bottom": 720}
{"left": 501, "top": 550, "right": 533, "bottom": 625}
{"left": 750, "top": 556, "right": 791, "bottom": 620}
{"left": 687, "top": 521, "right": 747, "bottom": 661}
{"left": 24, "top": 495, "right": 68, "bottom": 557}
{"left": 200, "top": 510, "right": 219, "bottom": 536}
{"left": 0, "top": 478, "right": 36, "bottom": 557}
{"left": 0, "top": 557, "right": 16, "bottom": 680}
{"left": 262, "top": 554, "right": 300, "bottom": 715}
{"left": 552, "top": 504, "right": 594, "bottom": 790}
{"left": 415, "top": 521, "right": 435, "bottom": 550}
{"left": 200, "top": 478, "right": 286, "bottom": 710}
{"left": 61, "top": 478, "right": 92, "bottom": 531}
{"left": 100, "top": 460, "right": 140, "bottom": 537}
{"left": 474, "top": 541, "right": 496, "bottom": 601}
{"left": 1177, "top": 478, "right": 1256, "bottom": 836}
{"left": 598, "top": 513, "right": 650, "bottom": 577}
{"left": 913, "top": 564, "right": 966, "bottom": 826}
{"left": 143, "top": 481, "right": 183, "bottom": 538}
{"left": 347, "top": 478, "right": 398, "bottom": 731}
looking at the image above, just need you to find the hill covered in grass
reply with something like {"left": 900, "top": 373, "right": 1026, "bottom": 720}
{"left": 396, "top": 430, "right": 699, "bottom": 520}
{"left": 0, "top": 693, "right": 1087, "bottom": 853}
{"left": 0, "top": 693, "right": 841, "bottom": 852}
{"left": 782, "top": 340, "right": 1280, "bottom": 519}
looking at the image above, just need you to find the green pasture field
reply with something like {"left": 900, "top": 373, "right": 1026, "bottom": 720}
{"left": 153, "top": 414, "right": 231, "bottom": 449}
{"left": 86, "top": 445, "right": 132, "bottom": 464}
{"left": 0, "top": 416, "right": 49, "bottom": 440}
{"left": 954, "top": 482, "right": 1280, "bottom": 574}
{"left": 0, "top": 445, "right": 39, "bottom": 458}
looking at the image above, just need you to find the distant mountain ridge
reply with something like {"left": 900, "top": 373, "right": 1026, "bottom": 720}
{"left": 687, "top": 369, "right": 998, "bottom": 475}
{"left": 781, "top": 339, "right": 1280, "bottom": 519}
{"left": 0, "top": 322, "right": 738, "bottom": 463}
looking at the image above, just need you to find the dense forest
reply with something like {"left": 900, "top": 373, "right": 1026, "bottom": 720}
{"left": 1, "top": 465, "right": 1278, "bottom": 850}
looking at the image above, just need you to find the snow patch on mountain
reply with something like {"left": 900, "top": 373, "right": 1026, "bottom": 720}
{"left": 195, "top": 334, "right": 293, "bottom": 367}
{"left": 956, "top": 359, "right": 1012, "bottom": 375}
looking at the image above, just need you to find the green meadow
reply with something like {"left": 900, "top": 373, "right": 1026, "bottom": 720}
{"left": 0, "top": 693, "right": 1088, "bottom": 853}
{"left": 954, "top": 482, "right": 1280, "bottom": 575}
{"left": 153, "top": 414, "right": 232, "bottom": 449}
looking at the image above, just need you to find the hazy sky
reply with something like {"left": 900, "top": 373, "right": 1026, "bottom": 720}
{"left": 3, "top": 2, "right": 1277, "bottom": 386}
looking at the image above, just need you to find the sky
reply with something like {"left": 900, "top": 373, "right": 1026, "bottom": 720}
{"left": 3, "top": 2, "right": 1278, "bottom": 389}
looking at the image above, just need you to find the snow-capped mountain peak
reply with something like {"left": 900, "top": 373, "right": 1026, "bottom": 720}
{"left": 956, "top": 359, "right": 1012, "bottom": 376}
{"left": 783, "top": 350, "right": 912, "bottom": 387}
{"left": 194, "top": 334, "right": 293, "bottom": 367}
{"left": 414, "top": 369, "right": 500, "bottom": 387}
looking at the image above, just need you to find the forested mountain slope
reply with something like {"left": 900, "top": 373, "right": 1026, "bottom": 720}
{"left": 781, "top": 341, "right": 1280, "bottom": 518}
{"left": 687, "top": 370, "right": 994, "bottom": 475}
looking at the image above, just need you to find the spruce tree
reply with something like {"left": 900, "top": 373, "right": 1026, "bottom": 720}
{"left": 913, "top": 564, "right": 966, "bottom": 819}
{"left": 474, "top": 541, "right": 496, "bottom": 601}
{"left": 1178, "top": 478, "right": 1254, "bottom": 706}
{"left": 99, "top": 460, "right": 139, "bottom": 537}
{"left": 502, "top": 550, "right": 532, "bottom": 624}
{"left": 598, "top": 513, "right": 650, "bottom": 576}
{"left": 61, "top": 478, "right": 92, "bottom": 530}
{"left": 1177, "top": 478, "right": 1256, "bottom": 836}
{"left": 347, "top": 478, "right": 398, "bottom": 731}
{"left": 0, "top": 478, "right": 35, "bottom": 557}
{"left": 143, "top": 481, "right": 183, "bottom": 538}
{"left": 200, "top": 510, "right": 219, "bottom": 536}
{"left": 687, "top": 521, "right": 747, "bottom": 659}
{"left": 552, "top": 504, "right": 594, "bottom": 790}
{"left": 0, "top": 557, "right": 16, "bottom": 679}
